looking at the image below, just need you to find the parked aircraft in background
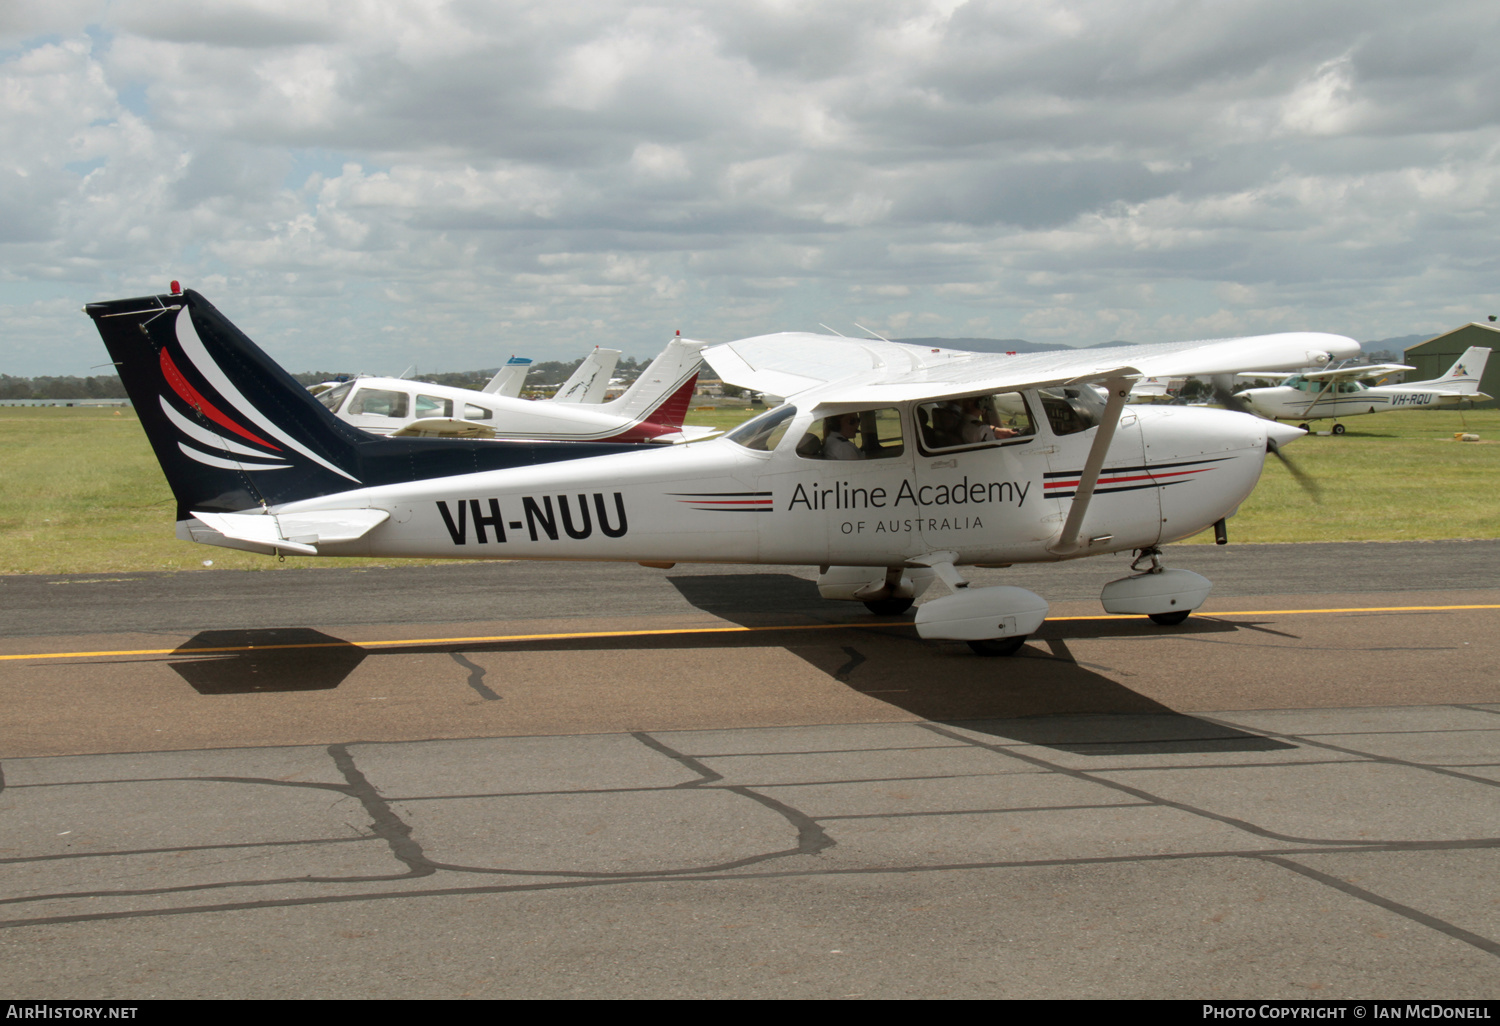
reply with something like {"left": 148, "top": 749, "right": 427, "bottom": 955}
{"left": 1238, "top": 347, "right": 1492, "bottom": 433}
{"left": 482, "top": 356, "right": 533, "bottom": 398}
{"left": 312, "top": 338, "right": 708, "bottom": 443}
{"left": 86, "top": 287, "right": 1356, "bottom": 655}
{"left": 550, "top": 347, "right": 620, "bottom": 404}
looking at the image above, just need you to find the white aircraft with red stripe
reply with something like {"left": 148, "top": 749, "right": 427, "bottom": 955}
{"left": 87, "top": 288, "right": 1356, "bottom": 655}
{"left": 313, "top": 338, "right": 707, "bottom": 443}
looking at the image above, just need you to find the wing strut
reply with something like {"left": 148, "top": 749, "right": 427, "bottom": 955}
{"left": 1047, "top": 377, "right": 1132, "bottom": 557}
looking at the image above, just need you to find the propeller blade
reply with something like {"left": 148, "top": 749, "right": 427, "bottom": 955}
{"left": 1212, "top": 383, "right": 1255, "bottom": 416}
{"left": 1267, "top": 437, "right": 1321, "bottom": 502}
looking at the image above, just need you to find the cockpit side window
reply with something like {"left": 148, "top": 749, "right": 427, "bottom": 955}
{"left": 917, "top": 392, "right": 1036, "bottom": 453}
{"left": 796, "top": 408, "right": 905, "bottom": 461}
{"left": 726, "top": 404, "right": 797, "bottom": 452}
{"left": 347, "top": 388, "right": 410, "bottom": 418}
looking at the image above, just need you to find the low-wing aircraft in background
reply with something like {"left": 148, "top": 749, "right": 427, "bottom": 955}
{"left": 481, "top": 355, "right": 535, "bottom": 399}
{"left": 548, "top": 346, "right": 620, "bottom": 404}
{"left": 1237, "top": 347, "right": 1492, "bottom": 433}
{"left": 311, "top": 336, "right": 708, "bottom": 443}
{"left": 86, "top": 289, "right": 1357, "bottom": 655}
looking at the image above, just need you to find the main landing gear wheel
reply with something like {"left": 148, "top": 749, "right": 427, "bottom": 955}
{"left": 1298, "top": 423, "right": 1310, "bottom": 432}
{"left": 967, "top": 636, "right": 1028, "bottom": 657}
{"left": 864, "top": 596, "right": 914, "bottom": 615}
{"left": 1331, "top": 423, "right": 1346, "bottom": 435}
{"left": 1148, "top": 610, "right": 1191, "bottom": 626}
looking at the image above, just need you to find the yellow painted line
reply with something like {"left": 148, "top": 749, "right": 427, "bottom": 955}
{"left": 2, "top": 603, "right": 1498, "bottom": 663}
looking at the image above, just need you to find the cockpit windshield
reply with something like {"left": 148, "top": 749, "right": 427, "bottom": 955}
{"left": 726, "top": 404, "right": 797, "bottom": 452}
{"left": 316, "top": 382, "right": 352, "bottom": 412}
{"left": 1036, "top": 385, "right": 1106, "bottom": 436}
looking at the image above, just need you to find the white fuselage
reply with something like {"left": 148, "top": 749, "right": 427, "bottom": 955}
{"left": 268, "top": 399, "right": 1274, "bottom": 568}
{"left": 1241, "top": 379, "right": 1467, "bottom": 421}
{"left": 1240, "top": 348, "right": 1491, "bottom": 423}
{"left": 316, "top": 377, "right": 650, "bottom": 440}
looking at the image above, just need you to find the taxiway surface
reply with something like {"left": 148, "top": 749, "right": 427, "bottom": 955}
{"left": 1, "top": 542, "right": 1497, "bottom": 998}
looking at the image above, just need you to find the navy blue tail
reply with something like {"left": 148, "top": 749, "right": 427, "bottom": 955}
{"left": 87, "top": 289, "right": 646, "bottom": 520}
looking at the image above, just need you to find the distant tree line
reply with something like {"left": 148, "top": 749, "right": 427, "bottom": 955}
{"left": 289, "top": 354, "right": 648, "bottom": 391}
{"left": 0, "top": 374, "right": 128, "bottom": 400}
{"left": 3, "top": 353, "right": 653, "bottom": 401}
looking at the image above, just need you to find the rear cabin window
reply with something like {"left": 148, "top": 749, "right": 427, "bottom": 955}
{"left": 464, "top": 403, "right": 493, "bottom": 420}
{"left": 917, "top": 392, "right": 1035, "bottom": 453}
{"left": 346, "top": 388, "right": 409, "bottom": 419}
{"left": 796, "top": 408, "right": 905, "bottom": 460}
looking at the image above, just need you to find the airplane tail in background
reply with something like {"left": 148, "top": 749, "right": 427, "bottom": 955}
{"left": 86, "top": 289, "right": 644, "bottom": 521}
{"left": 1426, "top": 346, "right": 1491, "bottom": 392}
{"left": 551, "top": 347, "right": 621, "bottom": 404}
{"left": 597, "top": 337, "right": 706, "bottom": 440}
{"left": 482, "top": 355, "right": 533, "bottom": 397}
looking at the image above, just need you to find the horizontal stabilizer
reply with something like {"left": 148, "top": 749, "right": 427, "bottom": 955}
{"left": 190, "top": 509, "right": 390, "bottom": 555}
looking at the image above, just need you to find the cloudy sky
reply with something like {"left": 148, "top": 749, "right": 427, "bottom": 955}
{"left": 3, "top": 0, "right": 1497, "bottom": 376}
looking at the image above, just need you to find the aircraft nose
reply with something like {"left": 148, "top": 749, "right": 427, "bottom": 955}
{"left": 1264, "top": 420, "right": 1307, "bottom": 448}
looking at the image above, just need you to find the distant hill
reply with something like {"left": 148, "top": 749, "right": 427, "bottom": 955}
{"left": 1364, "top": 334, "right": 1433, "bottom": 354}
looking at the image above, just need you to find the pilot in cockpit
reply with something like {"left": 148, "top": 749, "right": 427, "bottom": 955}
{"left": 821, "top": 413, "right": 865, "bottom": 459}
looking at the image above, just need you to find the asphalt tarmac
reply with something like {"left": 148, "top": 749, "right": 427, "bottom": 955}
{"left": 1, "top": 541, "right": 1498, "bottom": 999}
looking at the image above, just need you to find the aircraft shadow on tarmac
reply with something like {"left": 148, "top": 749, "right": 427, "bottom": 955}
{"left": 659, "top": 573, "right": 1295, "bottom": 755}
{"left": 168, "top": 628, "right": 365, "bottom": 694}
{"left": 160, "top": 576, "right": 1292, "bottom": 755}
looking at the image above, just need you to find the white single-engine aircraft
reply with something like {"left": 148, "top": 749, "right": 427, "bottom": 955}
{"left": 1237, "top": 347, "right": 1492, "bottom": 434}
{"left": 86, "top": 289, "right": 1357, "bottom": 654}
{"left": 313, "top": 339, "right": 706, "bottom": 442}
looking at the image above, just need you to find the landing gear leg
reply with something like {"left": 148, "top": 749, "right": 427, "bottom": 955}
{"left": 863, "top": 566, "right": 917, "bottom": 615}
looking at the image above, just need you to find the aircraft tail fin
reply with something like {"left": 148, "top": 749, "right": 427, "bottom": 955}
{"left": 482, "top": 356, "right": 533, "bottom": 397}
{"left": 598, "top": 337, "right": 706, "bottom": 438}
{"left": 86, "top": 289, "right": 643, "bottom": 523}
{"left": 551, "top": 347, "right": 621, "bottom": 404}
{"left": 86, "top": 290, "right": 374, "bottom": 521}
{"left": 1431, "top": 346, "right": 1491, "bottom": 392}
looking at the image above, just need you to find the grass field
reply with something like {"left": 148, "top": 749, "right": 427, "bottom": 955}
{"left": 0, "top": 404, "right": 1494, "bottom": 573}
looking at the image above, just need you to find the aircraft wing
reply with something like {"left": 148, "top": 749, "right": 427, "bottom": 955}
{"left": 703, "top": 331, "right": 1361, "bottom": 406}
{"left": 391, "top": 418, "right": 498, "bottom": 439}
{"left": 1299, "top": 363, "right": 1414, "bottom": 381}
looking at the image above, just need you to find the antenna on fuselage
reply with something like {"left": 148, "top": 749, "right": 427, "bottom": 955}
{"left": 818, "top": 323, "right": 847, "bottom": 337}
{"left": 853, "top": 322, "right": 892, "bottom": 342}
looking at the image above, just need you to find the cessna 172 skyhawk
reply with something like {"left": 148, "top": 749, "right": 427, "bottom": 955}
{"left": 314, "top": 337, "right": 707, "bottom": 443}
{"left": 86, "top": 289, "right": 1356, "bottom": 654}
{"left": 1237, "top": 347, "right": 1492, "bottom": 434}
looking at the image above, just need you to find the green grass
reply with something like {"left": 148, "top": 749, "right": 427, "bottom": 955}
{"left": 1183, "top": 408, "right": 1500, "bottom": 544}
{"left": 0, "top": 405, "right": 1493, "bottom": 573}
